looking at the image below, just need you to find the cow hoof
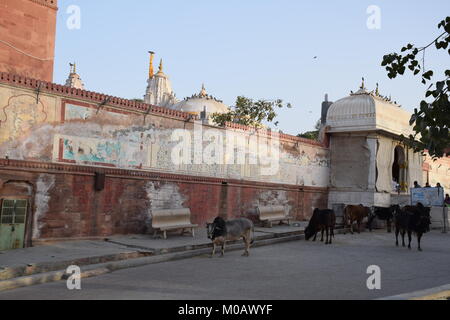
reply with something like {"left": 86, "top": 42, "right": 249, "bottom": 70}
{"left": 418, "top": 248, "right": 422, "bottom": 252}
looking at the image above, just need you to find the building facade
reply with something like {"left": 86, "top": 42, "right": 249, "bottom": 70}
{"left": 0, "top": 0, "right": 448, "bottom": 250}
{"left": 0, "top": 72, "right": 329, "bottom": 248}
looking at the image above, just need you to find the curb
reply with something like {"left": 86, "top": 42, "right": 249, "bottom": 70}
{"left": 0, "top": 251, "right": 153, "bottom": 281}
{"left": 380, "top": 284, "right": 450, "bottom": 300}
{"left": 0, "top": 227, "right": 351, "bottom": 292}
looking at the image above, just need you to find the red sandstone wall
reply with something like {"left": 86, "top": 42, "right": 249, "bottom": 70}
{"left": 0, "top": 0, "right": 57, "bottom": 82}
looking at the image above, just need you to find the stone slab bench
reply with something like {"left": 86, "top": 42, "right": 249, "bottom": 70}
{"left": 152, "top": 208, "right": 198, "bottom": 239}
{"left": 257, "top": 205, "right": 293, "bottom": 227}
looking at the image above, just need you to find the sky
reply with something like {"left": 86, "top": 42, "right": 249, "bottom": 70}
{"left": 53, "top": 0, "right": 450, "bottom": 136}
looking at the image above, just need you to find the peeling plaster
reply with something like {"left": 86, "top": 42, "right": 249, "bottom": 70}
{"left": 145, "top": 181, "right": 187, "bottom": 221}
{"left": 0, "top": 92, "right": 331, "bottom": 187}
{"left": 32, "top": 173, "right": 55, "bottom": 239}
{"left": 253, "top": 190, "right": 292, "bottom": 214}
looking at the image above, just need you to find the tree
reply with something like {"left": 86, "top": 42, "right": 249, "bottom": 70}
{"left": 381, "top": 16, "right": 450, "bottom": 158}
{"left": 297, "top": 120, "right": 321, "bottom": 140}
{"left": 211, "top": 96, "right": 291, "bottom": 128}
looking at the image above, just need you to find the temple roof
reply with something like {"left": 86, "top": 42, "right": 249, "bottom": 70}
{"left": 172, "top": 84, "right": 229, "bottom": 114}
{"left": 326, "top": 83, "right": 414, "bottom": 137}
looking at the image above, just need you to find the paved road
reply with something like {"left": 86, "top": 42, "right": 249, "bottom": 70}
{"left": 0, "top": 230, "right": 449, "bottom": 300}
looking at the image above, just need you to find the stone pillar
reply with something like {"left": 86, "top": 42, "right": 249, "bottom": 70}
{"left": 366, "top": 136, "right": 378, "bottom": 191}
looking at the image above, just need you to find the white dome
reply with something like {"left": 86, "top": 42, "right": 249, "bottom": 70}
{"left": 326, "top": 87, "right": 414, "bottom": 136}
{"left": 172, "top": 85, "right": 229, "bottom": 115}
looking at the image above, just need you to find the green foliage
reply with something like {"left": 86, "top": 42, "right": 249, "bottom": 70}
{"left": 381, "top": 16, "right": 450, "bottom": 158}
{"left": 211, "top": 96, "right": 292, "bottom": 128}
{"left": 297, "top": 131, "right": 319, "bottom": 140}
{"left": 297, "top": 120, "right": 321, "bottom": 141}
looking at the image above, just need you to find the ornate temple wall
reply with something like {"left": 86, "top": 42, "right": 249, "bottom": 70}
{"left": 376, "top": 136, "right": 423, "bottom": 193}
{"left": 0, "top": 73, "right": 329, "bottom": 242}
{"left": 328, "top": 132, "right": 424, "bottom": 208}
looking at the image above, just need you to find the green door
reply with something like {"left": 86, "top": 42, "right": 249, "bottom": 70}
{"left": 0, "top": 199, "right": 28, "bottom": 251}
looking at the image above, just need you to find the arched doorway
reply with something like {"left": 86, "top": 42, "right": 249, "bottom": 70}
{"left": 392, "top": 146, "right": 407, "bottom": 192}
{"left": 0, "top": 181, "right": 34, "bottom": 250}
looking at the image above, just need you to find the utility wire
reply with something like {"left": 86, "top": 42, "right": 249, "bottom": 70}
{"left": 0, "top": 39, "right": 54, "bottom": 61}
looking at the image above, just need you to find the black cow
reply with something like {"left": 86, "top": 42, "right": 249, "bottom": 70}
{"left": 394, "top": 203, "right": 431, "bottom": 251}
{"left": 305, "top": 209, "right": 336, "bottom": 245}
{"left": 367, "top": 205, "right": 400, "bottom": 233}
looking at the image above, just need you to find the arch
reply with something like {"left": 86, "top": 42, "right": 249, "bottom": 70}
{"left": 392, "top": 146, "right": 408, "bottom": 192}
{"left": 0, "top": 180, "right": 35, "bottom": 249}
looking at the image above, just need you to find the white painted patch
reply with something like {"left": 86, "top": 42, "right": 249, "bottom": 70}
{"left": 254, "top": 190, "right": 292, "bottom": 214}
{"left": 33, "top": 174, "right": 56, "bottom": 239}
{"left": 145, "top": 181, "right": 187, "bottom": 222}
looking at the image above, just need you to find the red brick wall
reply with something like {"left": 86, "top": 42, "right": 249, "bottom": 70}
{"left": 0, "top": 164, "right": 328, "bottom": 244}
{"left": 0, "top": 0, "right": 57, "bottom": 82}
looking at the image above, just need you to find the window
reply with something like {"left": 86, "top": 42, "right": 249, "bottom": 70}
{"left": 0, "top": 200, "right": 27, "bottom": 225}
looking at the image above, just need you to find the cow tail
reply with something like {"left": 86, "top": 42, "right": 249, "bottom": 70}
{"left": 250, "top": 226, "right": 255, "bottom": 245}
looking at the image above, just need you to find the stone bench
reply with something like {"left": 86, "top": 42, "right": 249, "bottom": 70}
{"left": 257, "top": 205, "right": 293, "bottom": 227}
{"left": 152, "top": 208, "right": 198, "bottom": 239}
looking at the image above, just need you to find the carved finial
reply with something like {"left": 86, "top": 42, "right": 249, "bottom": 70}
{"left": 200, "top": 83, "right": 207, "bottom": 97}
{"left": 158, "top": 59, "right": 163, "bottom": 73}
{"left": 375, "top": 83, "right": 379, "bottom": 96}
{"left": 69, "top": 62, "right": 76, "bottom": 74}
{"left": 360, "top": 77, "right": 365, "bottom": 89}
{"left": 148, "top": 51, "right": 155, "bottom": 79}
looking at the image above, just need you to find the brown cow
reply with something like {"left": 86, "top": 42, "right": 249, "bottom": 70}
{"left": 343, "top": 204, "right": 371, "bottom": 234}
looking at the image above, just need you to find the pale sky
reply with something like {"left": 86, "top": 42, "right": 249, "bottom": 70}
{"left": 53, "top": 0, "right": 450, "bottom": 136}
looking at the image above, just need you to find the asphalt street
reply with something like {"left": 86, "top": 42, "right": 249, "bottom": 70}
{"left": 0, "top": 230, "right": 449, "bottom": 300}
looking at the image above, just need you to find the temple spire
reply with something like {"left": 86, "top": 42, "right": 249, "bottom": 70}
{"left": 200, "top": 83, "right": 207, "bottom": 97}
{"left": 148, "top": 51, "right": 155, "bottom": 79}
{"left": 65, "top": 62, "right": 85, "bottom": 90}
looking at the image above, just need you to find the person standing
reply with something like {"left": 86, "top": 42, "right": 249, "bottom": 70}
{"left": 445, "top": 194, "right": 450, "bottom": 208}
